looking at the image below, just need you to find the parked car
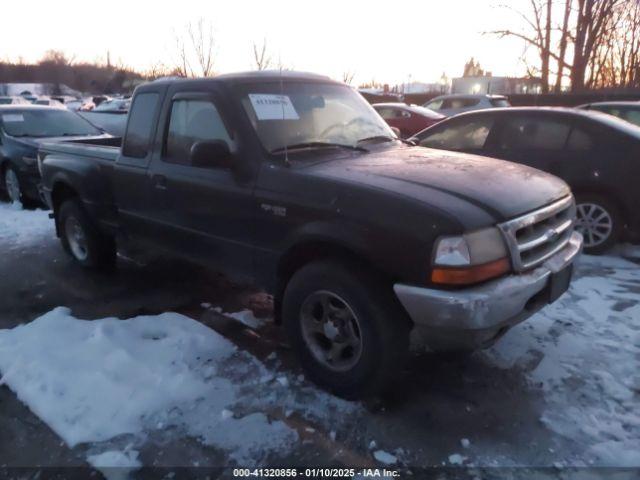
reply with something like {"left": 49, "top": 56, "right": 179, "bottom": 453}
{"left": 92, "top": 98, "right": 130, "bottom": 113}
{"left": 77, "top": 110, "right": 128, "bottom": 137}
{"left": 577, "top": 101, "right": 640, "bottom": 127}
{"left": 423, "top": 94, "right": 510, "bottom": 117}
{"left": 0, "top": 105, "right": 112, "bottom": 206}
{"left": 39, "top": 72, "right": 581, "bottom": 398}
{"left": 411, "top": 107, "right": 640, "bottom": 253}
{"left": 372, "top": 103, "right": 444, "bottom": 138}
{"left": 34, "top": 97, "right": 65, "bottom": 108}
{"left": 0, "top": 96, "right": 31, "bottom": 105}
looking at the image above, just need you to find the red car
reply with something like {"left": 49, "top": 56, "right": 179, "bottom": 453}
{"left": 373, "top": 102, "right": 445, "bottom": 138}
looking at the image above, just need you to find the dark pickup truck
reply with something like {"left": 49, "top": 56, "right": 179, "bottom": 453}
{"left": 39, "top": 72, "right": 582, "bottom": 398}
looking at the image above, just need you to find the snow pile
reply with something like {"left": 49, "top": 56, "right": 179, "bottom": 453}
{"left": 0, "top": 308, "right": 300, "bottom": 466}
{"left": 86, "top": 449, "right": 141, "bottom": 480}
{"left": 0, "top": 203, "right": 53, "bottom": 250}
{"left": 488, "top": 254, "right": 640, "bottom": 466}
{"left": 373, "top": 450, "right": 397, "bottom": 465}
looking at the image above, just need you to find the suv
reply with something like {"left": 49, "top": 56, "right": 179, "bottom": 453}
{"left": 423, "top": 94, "right": 510, "bottom": 117}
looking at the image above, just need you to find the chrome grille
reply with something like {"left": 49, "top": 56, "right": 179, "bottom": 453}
{"left": 498, "top": 196, "right": 576, "bottom": 272}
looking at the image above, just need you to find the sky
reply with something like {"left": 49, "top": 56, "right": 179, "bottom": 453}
{"left": 1, "top": 0, "right": 532, "bottom": 85}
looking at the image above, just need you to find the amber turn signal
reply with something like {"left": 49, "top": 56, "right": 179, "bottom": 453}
{"left": 431, "top": 257, "right": 511, "bottom": 286}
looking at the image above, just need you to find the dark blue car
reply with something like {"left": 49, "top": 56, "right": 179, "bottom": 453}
{"left": 0, "top": 105, "right": 112, "bottom": 206}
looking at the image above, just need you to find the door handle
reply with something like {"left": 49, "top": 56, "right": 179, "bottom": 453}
{"left": 152, "top": 175, "right": 167, "bottom": 190}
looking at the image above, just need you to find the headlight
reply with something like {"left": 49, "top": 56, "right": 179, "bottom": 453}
{"left": 431, "top": 227, "right": 510, "bottom": 285}
{"left": 22, "top": 156, "right": 37, "bottom": 166}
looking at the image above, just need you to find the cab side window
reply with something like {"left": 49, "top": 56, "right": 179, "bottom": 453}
{"left": 418, "top": 117, "right": 494, "bottom": 150}
{"left": 164, "top": 99, "right": 233, "bottom": 165}
{"left": 122, "top": 93, "right": 160, "bottom": 158}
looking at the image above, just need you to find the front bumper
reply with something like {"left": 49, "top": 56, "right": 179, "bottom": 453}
{"left": 394, "top": 231, "right": 583, "bottom": 351}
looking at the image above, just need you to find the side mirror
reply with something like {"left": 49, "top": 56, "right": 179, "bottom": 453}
{"left": 190, "top": 140, "right": 234, "bottom": 169}
{"left": 390, "top": 126, "right": 402, "bottom": 138}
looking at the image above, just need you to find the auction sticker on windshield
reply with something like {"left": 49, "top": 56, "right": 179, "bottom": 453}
{"left": 2, "top": 114, "right": 24, "bottom": 122}
{"left": 249, "top": 94, "right": 299, "bottom": 120}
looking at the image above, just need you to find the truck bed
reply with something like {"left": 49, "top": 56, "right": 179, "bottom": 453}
{"left": 39, "top": 136, "right": 121, "bottom": 162}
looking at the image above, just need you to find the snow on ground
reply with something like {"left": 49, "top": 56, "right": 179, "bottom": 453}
{"left": 0, "top": 203, "right": 53, "bottom": 250}
{"left": 0, "top": 308, "right": 357, "bottom": 469}
{"left": 86, "top": 449, "right": 141, "bottom": 480}
{"left": 487, "top": 253, "right": 640, "bottom": 466}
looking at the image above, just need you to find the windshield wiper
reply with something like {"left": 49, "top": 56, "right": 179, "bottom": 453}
{"left": 270, "top": 141, "right": 367, "bottom": 154}
{"left": 356, "top": 135, "right": 396, "bottom": 145}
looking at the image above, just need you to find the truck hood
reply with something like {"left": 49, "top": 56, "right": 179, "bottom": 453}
{"left": 301, "top": 146, "right": 571, "bottom": 224}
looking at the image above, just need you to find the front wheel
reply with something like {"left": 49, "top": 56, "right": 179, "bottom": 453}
{"left": 575, "top": 195, "right": 621, "bottom": 255}
{"left": 3, "top": 166, "right": 22, "bottom": 204}
{"left": 58, "top": 199, "right": 116, "bottom": 269}
{"left": 283, "top": 260, "right": 410, "bottom": 399}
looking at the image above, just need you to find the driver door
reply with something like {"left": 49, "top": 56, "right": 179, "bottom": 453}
{"left": 146, "top": 91, "right": 255, "bottom": 279}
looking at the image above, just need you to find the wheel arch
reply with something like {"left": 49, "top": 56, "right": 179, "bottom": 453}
{"left": 273, "top": 238, "right": 391, "bottom": 325}
{"left": 572, "top": 186, "right": 628, "bottom": 226}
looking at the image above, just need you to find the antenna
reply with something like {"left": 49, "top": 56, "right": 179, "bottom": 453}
{"left": 279, "top": 58, "right": 290, "bottom": 167}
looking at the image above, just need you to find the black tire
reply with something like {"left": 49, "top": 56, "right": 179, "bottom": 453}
{"left": 282, "top": 259, "right": 410, "bottom": 399}
{"left": 58, "top": 199, "right": 116, "bottom": 269}
{"left": 2, "top": 165, "right": 22, "bottom": 204}
{"left": 575, "top": 194, "right": 622, "bottom": 255}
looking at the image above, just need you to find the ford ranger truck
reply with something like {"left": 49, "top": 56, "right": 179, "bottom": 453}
{"left": 39, "top": 72, "right": 583, "bottom": 398}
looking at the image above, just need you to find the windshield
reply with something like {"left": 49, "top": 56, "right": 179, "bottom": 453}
{"left": 490, "top": 98, "right": 511, "bottom": 108}
{"left": 1, "top": 109, "right": 102, "bottom": 137}
{"left": 408, "top": 105, "right": 444, "bottom": 119}
{"left": 239, "top": 82, "right": 395, "bottom": 153}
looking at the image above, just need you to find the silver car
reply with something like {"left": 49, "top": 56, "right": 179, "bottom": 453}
{"left": 423, "top": 94, "right": 510, "bottom": 117}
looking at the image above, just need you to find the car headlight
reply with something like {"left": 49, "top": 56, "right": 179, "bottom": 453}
{"left": 431, "top": 227, "right": 510, "bottom": 285}
{"left": 22, "top": 155, "right": 38, "bottom": 166}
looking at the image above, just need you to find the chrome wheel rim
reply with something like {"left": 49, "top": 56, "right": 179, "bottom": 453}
{"left": 65, "top": 216, "right": 89, "bottom": 261}
{"left": 5, "top": 169, "right": 21, "bottom": 203}
{"left": 300, "top": 290, "right": 363, "bottom": 372}
{"left": 576, "top": 202, "right": 613, "bottom": 248}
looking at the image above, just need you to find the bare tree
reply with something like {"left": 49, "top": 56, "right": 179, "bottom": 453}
{"left": 252, "top": 39, "right": 272, "bottom": 70}
{"left": 570, "top": 0, "right": 620, "bottom": 91}
{"left": 490, "top": 0, "right": 635, "bottom": 91}
{"left": 554, "top": 0, "right": 572, "bottom": 92}
{"left": 174, "top": 18, "right": 217, "bottom": 77}
{"left": 341, "top": 71, "right": 356, "bottom": 85}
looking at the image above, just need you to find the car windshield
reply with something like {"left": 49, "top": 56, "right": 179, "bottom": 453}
{"left": 239, "top": 82, "right": 395, "bottom": 153}
{"left": 0, "top": 109, "right": 102, "bottom": 137}
{"left": 408, "top": 105, "right": 443, "bottom": 119}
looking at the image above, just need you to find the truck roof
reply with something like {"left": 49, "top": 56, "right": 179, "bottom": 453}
{"left": 148, "top": 70, "right": 338, "bottom": 88}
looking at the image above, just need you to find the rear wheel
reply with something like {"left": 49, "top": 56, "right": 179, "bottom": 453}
{"left": 283, "top": 260, "right": 410, "bottom": 399}
{"left": 575, "top": 195, "right": 621, "bottom": 255}
{"left": 58, "top": 199, "right": 116, "bottom": 269}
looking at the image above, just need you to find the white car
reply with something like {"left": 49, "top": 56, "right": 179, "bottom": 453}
{"left": 423, "top": 94, "right": 510, "bottom": 117}
{"left": 0, "top": 96, "right": 31, "bottom": 105}
{"left": 33, "top": 97, "right": 66, "bottom": 108}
